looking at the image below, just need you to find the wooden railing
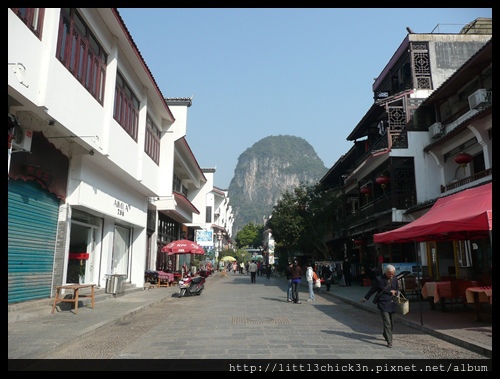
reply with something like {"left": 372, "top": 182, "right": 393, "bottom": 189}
{"left": 441, "top": 168, "right": 492, "bottom": 193}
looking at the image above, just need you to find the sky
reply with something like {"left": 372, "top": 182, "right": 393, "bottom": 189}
{"left": 118, "top": 8, "right": 492, "bottom": 189}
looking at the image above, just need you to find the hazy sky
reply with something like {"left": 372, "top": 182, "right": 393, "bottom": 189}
{"left": 118, "top": 8, "right": 492, "bottom": 189}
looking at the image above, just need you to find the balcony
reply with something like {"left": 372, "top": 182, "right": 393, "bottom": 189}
{"left": 441, "top": 168, "right": 492, "bottom": 193}
{"left": 354, "top": 130, "right": 408, "bottom": 167}
{"left": 345, "top": 191, "right": 416, "bottom": 227}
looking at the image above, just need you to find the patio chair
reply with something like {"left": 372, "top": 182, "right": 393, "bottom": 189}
{"left": 402, "top": 276, "right": 419, "bottom": 299}
{"left": 449, "top": 280, "right": 469, "bottom": 308}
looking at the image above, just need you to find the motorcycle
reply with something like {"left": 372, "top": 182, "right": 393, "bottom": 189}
{"left": 177, "top": 271, "right": 207, "bottom": 298}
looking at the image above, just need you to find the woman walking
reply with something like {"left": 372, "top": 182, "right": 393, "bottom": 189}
{"left": 360, "top": 264, "right": 399, "bottom": 348}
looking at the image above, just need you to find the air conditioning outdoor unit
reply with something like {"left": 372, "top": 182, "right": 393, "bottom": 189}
{"left": 428, "top": 122, "right": 443, "bottom": 139}
{"left": 11, "top": 125, "right": 33, "bottom": 152}
{"left": 468, "top": 88, "right": 491, "bottom": 110}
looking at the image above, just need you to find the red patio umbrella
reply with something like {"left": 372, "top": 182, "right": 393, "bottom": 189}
{"left": 161, "top": 239, "right": 205, "bottom": 255}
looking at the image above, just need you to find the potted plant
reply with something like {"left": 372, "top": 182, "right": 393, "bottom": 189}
{"left": 78, "top": 259, "right": 86, "bottom": 283}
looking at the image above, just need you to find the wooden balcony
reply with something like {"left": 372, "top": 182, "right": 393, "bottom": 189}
{"left": 441, "top": 168, "right": 492, "bottom": 193}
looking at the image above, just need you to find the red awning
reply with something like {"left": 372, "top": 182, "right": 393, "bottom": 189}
{"left": 374, "top": 182, "right": 492, "bottom": 244}
{"left": 173, "top": 192, "right": 200, "bottom": 214}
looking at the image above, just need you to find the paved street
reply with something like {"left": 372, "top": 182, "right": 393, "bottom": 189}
{"left": 21, "top": 271, "right": 489, "bottom": 368}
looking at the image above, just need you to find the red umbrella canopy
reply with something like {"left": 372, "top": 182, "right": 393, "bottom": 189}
{"left": 161, "top": 239, "right": 205, "bottom": 255}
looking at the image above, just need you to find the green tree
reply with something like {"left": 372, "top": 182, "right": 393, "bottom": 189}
{"left": 235, "top": 222, "right": 264, "bottom": 248}
{"left": 296, "top": 183, "right": 341, "bottom": 260}
{"left": 268, "top": 182, "right": 341, "bottom": 261}
{"left": 266, "top": 186, "right": 306, "bottom": 257}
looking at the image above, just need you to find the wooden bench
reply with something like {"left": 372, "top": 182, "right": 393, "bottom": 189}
{"left": 51, "top": 284, "right": 96, "bottom": 314}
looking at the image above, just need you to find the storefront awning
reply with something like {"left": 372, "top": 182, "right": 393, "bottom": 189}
{"left": 374, "top": 182, "right": 492, "bottom": 244}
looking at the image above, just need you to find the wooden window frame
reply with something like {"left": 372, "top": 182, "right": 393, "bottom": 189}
{"left": 56, "top": 8, "right": 107, "bottom": 105}
{"left": 113, "top": 71, "right": 139, "bottom": 141}
{"left": 11, "top": 8, "right": 45, "bottom": 39}
{"left": 145, "top": 114, "right": 161, "bottom": 165}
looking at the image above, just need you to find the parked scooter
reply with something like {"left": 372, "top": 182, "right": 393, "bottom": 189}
{"left": 178, "top": 271, "right": 207, "bottom": 298}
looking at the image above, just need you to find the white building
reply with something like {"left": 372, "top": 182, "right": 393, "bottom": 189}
{"left": 8, "top": 8, "right": 232, "bottom": 304}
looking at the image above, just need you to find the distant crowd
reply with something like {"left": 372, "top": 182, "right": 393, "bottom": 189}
{"left": 217, "top": 260, "right": 275, "bottom": 278}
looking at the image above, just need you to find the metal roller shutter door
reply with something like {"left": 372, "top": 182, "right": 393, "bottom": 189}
{"left": 8, "top": 179, "right": 60, "bottom": 303}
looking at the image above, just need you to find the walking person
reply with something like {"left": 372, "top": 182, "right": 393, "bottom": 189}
{"left": 343, "top": 259, "right": 352, "bottom": 286}
{"left": 284, "top": 261, "right": 293, "bottom": 302}
{"left": 248, "top": 260, "right": 257, "bottom": 283}
{"left": 360, "top": 264, "right": 399, "bottom": 348}
{"left": 305, "top": 261, "right": 316, "bottom": 301}
{"left": 313, "top": 268, "right": 322, "bottom": 294}
{"left": 290, "top": 260, "right": 302, "bottom": 304}
{"left": 323, "top": 264, "right": 333, "bottom": 292}
{"left": 266, "top": 264, "right": 271, "bottom": 279}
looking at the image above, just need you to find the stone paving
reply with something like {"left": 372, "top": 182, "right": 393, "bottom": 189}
{"left": 8, "top": 271, "right": 492, "bottom": 368}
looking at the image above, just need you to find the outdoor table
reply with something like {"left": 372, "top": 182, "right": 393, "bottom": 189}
{"left": 51, "top": 284, "right": 96, "bottom": 314}
{"left": 421, "top": 281, "right": 451, "bottom": 310}
{"left": 157, "top": 271, "right": 174, "bottom": 287}
{"left": 422, "top": 280, "right": 478, "bottom": 311}
{"left": 465, "top": 286, "right": 492, "bottom": 321}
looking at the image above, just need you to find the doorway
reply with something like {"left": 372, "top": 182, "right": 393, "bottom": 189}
{"left": 112, "top": 224, "right": 131, "bottom": 276}
{"left": 67, "top": 209, "right": 102, "bottom": 284}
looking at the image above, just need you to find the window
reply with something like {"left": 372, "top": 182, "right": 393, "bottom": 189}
{"left": 206, "top": 206, "right": 212, "bottom": 223}
{"left": 11, "top": 8, "right": 45, "bottom": 39}
{"left": 472, "top": 152, "right": 485, "bottom": 175}
{"left": 456, "top": 241, "right": 472, "bottom": 267}
{"left": 114, "top": 71, "right": 139, "bottom": 141}
{"left": 173, "top": 174, "right": 188, "bottom": 196}
{"left": 173, "top": 174, "right": 182, "bottom": 193}
{"left": 145, "top": 114, "right": 161, "bottom": 165}
{"left": 56, "top": 8, "right": 107, "bottom": 104}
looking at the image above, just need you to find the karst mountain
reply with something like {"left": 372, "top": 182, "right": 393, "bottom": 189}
{"left": 228, "top": 135, "right": 328, "bottom": 236}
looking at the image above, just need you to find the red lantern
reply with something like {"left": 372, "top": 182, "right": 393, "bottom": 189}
{"left": 454, "top": 152, "right": 473, "bottom": 174}
{"left": 375, "top": 175, "right": 390, "bottom": 189}
{"left": 360, "top": 186, "right": 372, "bottom": 196}
{"left": 454, "top": 152, "right": 472, "bottom": 166}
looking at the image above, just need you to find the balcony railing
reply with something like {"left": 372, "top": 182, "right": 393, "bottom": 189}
{"left": 354, "top": 130, "right": 408, "bottom": 167}
{"left": 441, "top": 168, "right": 492, "bottom": 193}
{"left": 345, "top": 191, "right": 416, "bottom": 225}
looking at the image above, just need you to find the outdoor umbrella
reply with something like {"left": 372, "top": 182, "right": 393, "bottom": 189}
{"left": 161, "top": 239, "right": 205, "bottom": 255}
{"left": 220, "top": 256, "right": 236, "bottom": 262}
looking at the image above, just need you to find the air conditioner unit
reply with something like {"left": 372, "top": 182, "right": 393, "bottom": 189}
{"left": 428, "top": 122, "right": 443, "bottom": 139}
{"left": 468, "top": 88, "right": 491, "bottom": 110}
{"left": 11, "top": 125, "right": 33, "bottom": 152}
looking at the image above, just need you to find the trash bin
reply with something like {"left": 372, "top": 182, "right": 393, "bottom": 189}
{"left": 105, "top": 274, "right": 126, "bottom": 294}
